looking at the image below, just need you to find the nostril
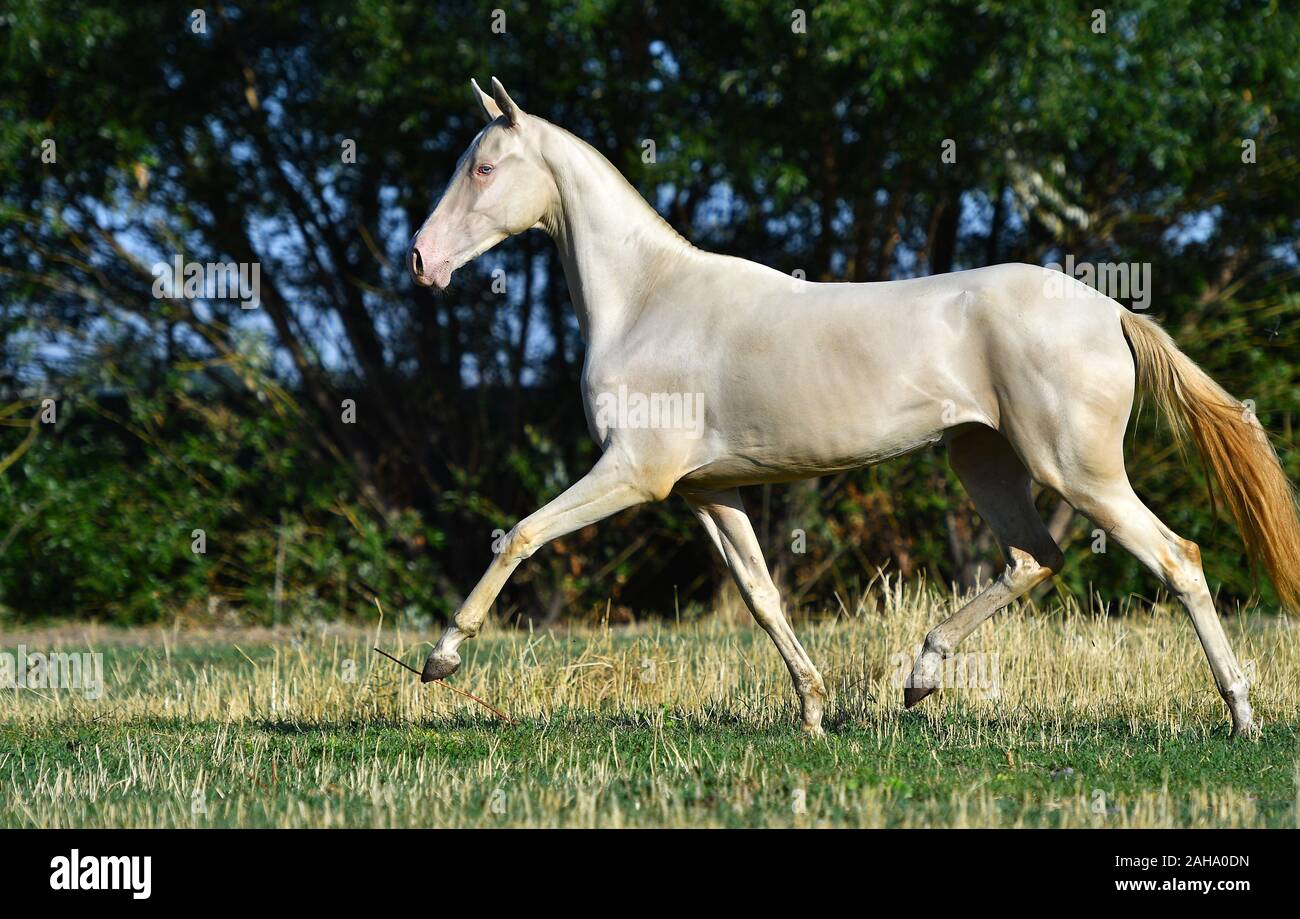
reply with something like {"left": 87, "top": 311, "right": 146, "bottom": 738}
{"left": 411, "top": 248, "right": 424, "bottom": 277}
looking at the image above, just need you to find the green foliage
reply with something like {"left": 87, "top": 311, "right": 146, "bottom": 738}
{"left": 0, "top": 348, "right": 449, "bottom": 624}
{"left": 1, "top": 0, "right": 1297, "bottom": 621}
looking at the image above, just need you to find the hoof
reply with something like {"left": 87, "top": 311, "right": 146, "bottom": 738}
{"left": 799, "top": 684, "right": 826, "bottom": 736}
{"left": 421, "top": 649, "right": 461, "bottom": 683}
{"left": 1225, "top": 690, "right": 1256, "bottom": 740}
{"left": 903, "top": 685, "right": 936, "bottom": 709}
{"left": 1229, "top": 720, "right": 1260, "bottom": 741}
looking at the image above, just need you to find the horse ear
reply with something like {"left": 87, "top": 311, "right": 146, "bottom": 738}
{"left": 490, "top": 76, "right": 524, "bottom": 127}
{"left": 470, "top": 78, "right": 502, "bottom": 123}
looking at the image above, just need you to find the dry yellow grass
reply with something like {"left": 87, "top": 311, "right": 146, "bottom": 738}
{"left": 2, "top": 577, "right": 1297, "bottom": 827}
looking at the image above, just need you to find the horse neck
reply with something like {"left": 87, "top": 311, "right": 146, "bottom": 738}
{"left": 537, "top": 125, "right": 693, "bottom": 347}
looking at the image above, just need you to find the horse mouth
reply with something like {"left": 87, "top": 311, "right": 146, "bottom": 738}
{"left": 431, "top": 262, "right": 454, "bottom": 290}
{"left": 411, "top": 262, "right": 453, "bottom": 290}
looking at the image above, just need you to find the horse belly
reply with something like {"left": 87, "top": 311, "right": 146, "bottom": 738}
{"left": 680, "top": 373, "right": 953, "bottom": 488}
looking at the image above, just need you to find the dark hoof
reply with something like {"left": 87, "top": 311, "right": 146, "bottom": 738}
{"left": 903, "top": 685, "right": 936, "bottom": 709}
{"left": 420, "top": 650, "right": 461, "bottom": 683}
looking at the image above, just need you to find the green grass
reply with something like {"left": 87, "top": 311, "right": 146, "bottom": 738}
{"left": 2, "top": 582, "right": 1298, "bottom": 827}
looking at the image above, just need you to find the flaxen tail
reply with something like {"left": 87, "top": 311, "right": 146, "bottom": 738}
{"left": 1121, "top": 310, "right": 1300, "bottom": 611}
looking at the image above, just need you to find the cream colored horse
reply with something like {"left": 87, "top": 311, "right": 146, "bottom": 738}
{"left": 409, "top": 78, "right": 1300, "bottom": 737}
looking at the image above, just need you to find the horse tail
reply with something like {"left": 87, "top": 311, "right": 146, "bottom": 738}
{"left": 1120, "top": 309, "right": 1300, "bottom": 611}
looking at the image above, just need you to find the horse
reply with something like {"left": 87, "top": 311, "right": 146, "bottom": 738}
{"left": 408, "top": 77, "right": 1300, "bottom": 737}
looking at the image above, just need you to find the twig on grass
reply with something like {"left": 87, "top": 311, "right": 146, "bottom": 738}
{"left": 370, "top": 599, "right": 514, "bottom": 725}
{"left": 372, "top": 646, "right": 515, "bottom": 725}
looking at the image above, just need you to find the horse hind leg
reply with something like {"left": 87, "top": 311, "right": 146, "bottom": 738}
{"left": 905, "top": 426, "right": 1064, "bottom": 707}
{"left": 1010, "top": 384, "right": 1256, "bottom": 737}
{"left": 1060, "top": 479, "right": 1256, "bottom": 737}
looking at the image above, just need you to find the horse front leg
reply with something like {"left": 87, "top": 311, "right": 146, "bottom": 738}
{"left": 685, "top": 489, "right": 828, "bottom": 735}
{"left": 422, "top": 448, "right": 664, "bottom": 682}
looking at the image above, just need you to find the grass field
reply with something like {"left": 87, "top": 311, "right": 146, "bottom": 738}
{"left": 3, "top": 579, "right": 1298, "bottom": 828}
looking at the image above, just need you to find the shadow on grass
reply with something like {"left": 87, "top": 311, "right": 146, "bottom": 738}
{"left": 87, "top": 706, "right": 1293, "bottom": 757}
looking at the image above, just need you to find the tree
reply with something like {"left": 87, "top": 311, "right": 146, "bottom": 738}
{"left": 2, "top": 0, "right": 1296, "bottom": 621}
